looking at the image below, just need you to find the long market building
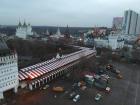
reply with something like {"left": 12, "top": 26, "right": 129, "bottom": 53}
{"left": 18, "top": 47, "right": 96, "bottom": 90}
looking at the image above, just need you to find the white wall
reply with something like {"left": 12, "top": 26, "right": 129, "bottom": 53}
{"left": 95, "top": 35, "right": 125, "bottom": 50}
{"left": 108, "top": 36, "right": 118, "bottom": 50}
{"left": 0, "top": 54, "right": 19, "bottom": 99}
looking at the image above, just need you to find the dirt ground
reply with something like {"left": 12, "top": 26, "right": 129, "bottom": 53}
{"left": 2, "top": 61, "right": 140, "bottom": 105}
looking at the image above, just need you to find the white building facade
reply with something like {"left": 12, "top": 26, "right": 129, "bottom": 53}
{"left": 108, "top": 35, "right": 124, "bottom": 50}
{"left": 94, "top": 35, "right": 124, "bottom": 50}
{"left": 0, "top": 37, "right": 19, "bottom": 99}
{"left": 16, "top": 21, "right": 33, "bottom": 39}
{"left": 0, "top": 54, "right": 19, "bottom": 99}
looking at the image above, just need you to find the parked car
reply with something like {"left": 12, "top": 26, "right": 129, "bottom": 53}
{"left": 72, "top": 83, "right": 77, "bottom": 87}
{"left": 73, "top": 94, "right": 80, "bottom": 102}
{"left": 72, "top": 83, "right": 79, "bottom": 90}
{"left": 106, "top": 64, "right": 113, "bottom": 70}
{"left": 106, "top": 64, "right": 120, "bottom": 74}
{"left": 43, "top": 84, "right": 49, "bottom": 90}
{"left": 94, "top": 81, "right": 106, "bottom": 90}
{"left": 100, "top": 74, "right": 110, "bottom": 80}
{"left": 115, "top": 69, "right": 121, "bottom": 74}
{"left": 117, "top": 74, "right": 123, "bottom": 79}
{"left": 105, "top": 87, "right": 111, "bottom": 93}
{"left": 80, "top": 86, "right": 87, "bottom": 91}
{"left": 98, "top": 69, "right": 106, "bottom": 75}
{"left": 69, "top": 91, "right": 76, "bottom": 99}
{"left": 95, "top": 93, "right": 102, "bottom": 101}
{"left": 94, "top": 74, "right": 100, "bottom": 80}
{"left": 78, "top": 81, "right": 86, "bottom": 87}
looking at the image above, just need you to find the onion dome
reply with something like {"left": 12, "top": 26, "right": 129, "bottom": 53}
{"left": 23, "top": 21, "right": 27, "bottom": 27}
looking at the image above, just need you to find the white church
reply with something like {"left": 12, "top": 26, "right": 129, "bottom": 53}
{"left": 94, "top": 34, "right": 125, "bottom": 50}
{"left": 50, "top": 27, "right": 64, "bottom": 40}
{"left": 16, "top": 21, "right": 33, "bottom": 39}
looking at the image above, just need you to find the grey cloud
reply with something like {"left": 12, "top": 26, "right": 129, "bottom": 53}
{"left": 0, "top": 0, "right": 140, "bottom": 27}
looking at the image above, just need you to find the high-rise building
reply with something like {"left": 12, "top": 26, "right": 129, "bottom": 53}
{"left": 122, "top": 10, "right": 140, "bottom": 36}
{"left": 129, "top": 11, "right": 138, "bottom": 35}
{"left": 0, "top": 37, "right": 19, "bottom": 99}
{"left": 112, "top": 17, "right": 123, "bottom": 31}
{"left": 136, "top": 15, "right": 140, "bottom": 35}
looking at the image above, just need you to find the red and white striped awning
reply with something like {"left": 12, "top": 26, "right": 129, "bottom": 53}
{"left": 18, "top": 48, "right": 96, "bottom": 81}
{"left": 37, "top": 67, "right": 46, "bottom": 74}
{"left": 34, "top": 69, "right": 43, "bottom": 75}
{"left": 18, "top": 71, "right": 28, "bottom": 80}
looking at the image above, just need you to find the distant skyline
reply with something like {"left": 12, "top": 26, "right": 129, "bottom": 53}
{"left": 0, "top": 0, "right": 140, "bottom": 27}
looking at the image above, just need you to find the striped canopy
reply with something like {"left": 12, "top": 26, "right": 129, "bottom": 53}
{"left": 18, "top": 47, "right": 96, "bottom": 81}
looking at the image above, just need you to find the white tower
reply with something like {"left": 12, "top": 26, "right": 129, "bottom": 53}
{"left": 27, "top": 23, "right": 33, "bottom": 35}
{"left": 56, "top": 53, "right": 61, "bottom": 59}
{"left": 46, "top": 29, "right": 50, "bottom": 35}
{"left": 56, "top": 27, "right": 61, "bottom": 36}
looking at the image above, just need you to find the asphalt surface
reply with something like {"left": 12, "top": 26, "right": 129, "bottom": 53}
{"left": 112, "top": 62, "right": 140, "bottom": 105}
{"left": 3, "top": 61, "right": 140, "bottom": 105}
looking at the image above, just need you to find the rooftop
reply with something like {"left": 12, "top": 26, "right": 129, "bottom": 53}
{"left": 0, "top": 36, "right": 10, "bottom": 56}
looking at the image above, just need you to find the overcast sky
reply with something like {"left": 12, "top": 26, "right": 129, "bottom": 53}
{"left": 0, "top": 0, "right": 140, "bottom": 27}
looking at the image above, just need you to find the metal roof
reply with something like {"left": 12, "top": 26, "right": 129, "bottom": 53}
{"left": 18, "top": 47, "right": 96, "bottom": 81}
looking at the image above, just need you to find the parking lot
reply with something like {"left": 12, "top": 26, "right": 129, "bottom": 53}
{"left": 3, "top": 61, "right": 140, "bottom": 105}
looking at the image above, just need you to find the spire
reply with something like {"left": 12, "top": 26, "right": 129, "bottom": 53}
{"left": 64, "top": 25, "right": 70, "bottom": 38}
{"left": 56, "top": 27, "right": 61, "bottom": 35}
{"left": 46, "top": 29, "right": 50, "bottom": 35}
{"left": 23, "top": 20, "right": 27, "bottom": 27}
{"left": 18, "top": 19, "right": 22, "bottom": 27}
{"left": 28, "top": 23, "right": 31, "bottom": 26}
